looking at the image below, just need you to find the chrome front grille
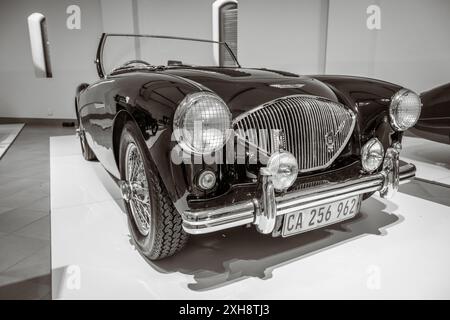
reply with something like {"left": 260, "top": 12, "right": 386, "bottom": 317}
{"left": 233, "top": 95, "right": 356, "bottom": 172}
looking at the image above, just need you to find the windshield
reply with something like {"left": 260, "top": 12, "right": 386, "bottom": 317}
{"left": 98, "top": 34, "right": 239, "bottom": 76}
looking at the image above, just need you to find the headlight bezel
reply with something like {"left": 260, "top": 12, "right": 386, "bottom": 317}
{"left": 173, "top": 91, "right": 232, "bottom": 155}
{"left": 389, "top": 88, "right": 422, "bottom": 131}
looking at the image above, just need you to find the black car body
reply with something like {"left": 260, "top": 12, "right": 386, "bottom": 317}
{"left": 75, "top": 34, "right": 418, "bottom": 259}
{"left": 411, "top": 83, "right": 450, "bottom": 144}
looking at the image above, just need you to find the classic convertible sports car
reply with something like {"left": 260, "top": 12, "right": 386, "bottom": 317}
{"left": 75, "top": 33, "right": 419, "bottom": 260}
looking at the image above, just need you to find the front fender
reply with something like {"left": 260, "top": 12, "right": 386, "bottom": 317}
{"left": 313, "top": 75, "right": 403, "bottom": 151}
{"left": 111, "top": 75, "right": 202, "bottom": 214}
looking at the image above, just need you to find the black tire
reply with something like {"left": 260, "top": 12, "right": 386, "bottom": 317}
{"left": 119, "top": 121, "right": 188, "bottom": 260}
{"left": 79, "top": 130, "right": 97, "bottom": 161}
{"left": 74, "top": 97, "right": 96, "bottom": 161}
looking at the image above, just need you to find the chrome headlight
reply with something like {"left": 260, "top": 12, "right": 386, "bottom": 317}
{"left": 361, "top": 138, "right": 384, "bottom": 172}
{"left": 173, "top": 92, "right": 232, "bottom": 154}
{"left": 389, "top": 88, "right": 422, "bottom": 131}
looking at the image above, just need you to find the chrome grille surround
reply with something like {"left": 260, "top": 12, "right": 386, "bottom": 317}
{"left": 233, "top": 95, "right": 356, "bottom": 172}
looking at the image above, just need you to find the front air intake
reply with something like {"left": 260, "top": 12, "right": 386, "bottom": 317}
{"left": 233, "top": 95, "right": 356, "bottom": 172}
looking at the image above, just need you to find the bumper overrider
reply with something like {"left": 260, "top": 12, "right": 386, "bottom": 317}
{"left": 181, "top": 144, "right": 416, "bottom": 235}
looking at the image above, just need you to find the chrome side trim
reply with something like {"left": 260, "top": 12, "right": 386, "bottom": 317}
{"left": 181, "top": 163, "right": 416, "bottom": 235}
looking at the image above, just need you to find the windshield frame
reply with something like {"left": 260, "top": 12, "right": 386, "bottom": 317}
{"left": 95, "top": 33, "right": 240, "bottom": 78}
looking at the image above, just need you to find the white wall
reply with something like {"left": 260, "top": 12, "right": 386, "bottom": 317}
{"left": 135, "top": 0, "right": 216, "bottom": 68}
{"left": 0, "top": 0, "right": 217, "bottom": 119}
{"left": 1, "top": 0, "right": 449, "bottom": 119}
{"left": 326, "top": 0, "right": 450, "bottom": 92}
{"left": 0, "top": 0, "right": 103, "bottom": 119}
{"left": 137, "top": 0, "right": 214, "bottom": 39}
{"left": 100, "top": 0, "right": 134, "bottom": 33}
{"left": 325, "top": 0, "right": 377, "bottom": 77}
{"left": 238, "top": 0, "right": 329, "bottom": 74}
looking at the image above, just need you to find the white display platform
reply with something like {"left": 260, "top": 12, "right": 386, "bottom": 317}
{"left": 51, "top": 135, "right": 450, "bottom": 299}
{"left": 0, "top": 123, "right": 24, "bottom": 158}
{"left": 402, "top": 136, "right": 450, "bottom": 186}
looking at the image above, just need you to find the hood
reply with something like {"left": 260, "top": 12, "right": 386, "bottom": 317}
{"left": 164, "top": 67, "right": 338, "bottom": 118}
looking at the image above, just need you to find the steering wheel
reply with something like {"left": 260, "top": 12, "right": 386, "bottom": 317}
{"left": 121, "top": 59, "right": 152, "bottom": 67}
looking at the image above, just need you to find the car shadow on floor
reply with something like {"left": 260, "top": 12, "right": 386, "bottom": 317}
{"left": 144, "top": 197, "right": 402, "bottom": 291}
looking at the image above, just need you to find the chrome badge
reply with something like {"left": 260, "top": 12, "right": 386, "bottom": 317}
{"left": 325, "top": 120, "right": 347, "bottom": 152}
{"left": 325, "top": 131, "right": 335, "bottom": 152}
{"left": 272, "top": 129, "right": 286, "bottom": 151}
{"left": 269, "top": 84, "right": 305, "bottom": 89}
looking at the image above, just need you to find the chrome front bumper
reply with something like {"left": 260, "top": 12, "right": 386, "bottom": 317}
{"left": 181, "top": 148, "right": 416, "bottom": 235}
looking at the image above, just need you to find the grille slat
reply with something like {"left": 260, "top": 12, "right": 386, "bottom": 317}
{"left": 288, "top": 100, "right": 299, "bottom": 161}
{"left": 234, "top": 95, "right": 355, "bottom": 172}
{"left": 324, "top": 104, "right": 334, "bottom": 165}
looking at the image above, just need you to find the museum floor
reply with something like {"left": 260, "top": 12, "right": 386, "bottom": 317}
{"left": 0, "top": 124, "right": 73, "bottom": 299}
{"left": 0, "top": 124, "right": 449, "bottom": 299}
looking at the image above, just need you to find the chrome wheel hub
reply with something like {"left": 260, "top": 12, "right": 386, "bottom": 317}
{"left": 124, "top": 143, "right": 151, "bottom": 236}
{"left": 119, "top": 181, "right": 132, "bottom": 201}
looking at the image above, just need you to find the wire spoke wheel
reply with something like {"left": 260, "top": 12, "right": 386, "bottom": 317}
{"left": 119, "top": 121, "right": 188, "bottom": 259}
{"left": 125, "top": 142, "right": 151, "bottom": 236}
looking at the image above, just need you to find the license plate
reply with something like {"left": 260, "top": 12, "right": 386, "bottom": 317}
{"left": 282, "top": 195, "right": 361, "bottom": 237}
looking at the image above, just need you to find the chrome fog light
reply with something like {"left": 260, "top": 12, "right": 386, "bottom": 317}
{"left": 197, "top": 170, "right": 216, "bottom": 190}
{"left": 263, "top": 151, "right": 298, "bottom": 191}
{"left": 361, "top": 138, "right": 384, "bottom": 172}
